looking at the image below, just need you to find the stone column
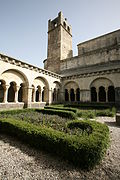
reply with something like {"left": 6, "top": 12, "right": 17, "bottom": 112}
{"left": 32, "top": 89, "right": 36, "bottom": 102}
{"left": 3, "top": 85, "right": 9, "bottom": 103}
{"left": 14, "top": 86, "right": 20, "bottom": 103}
{"left": 59, "top": 91, "right": 65, "bottom": 103}
{"left": 48, "top": 88, "right": 52, "bottom": 104}
{"left": 55, "top": 89, "right": 57, "bottom": 102}
{"left": 75, "top": 89, "right": 77, "bottom": 102}
{"left": 24, "top": 86, "right": 33, "bottom": 108}
{"left": 96, "top": 87, "right": 99, "bottom": 102}
{"left": 105, "top": 87, "right": 108, "bottom": 102}
{"left": 40, "top": 88, "right": 43, "bottom": 102}
{"left": 69, "top": 89, "right": 71, "bottom": 102}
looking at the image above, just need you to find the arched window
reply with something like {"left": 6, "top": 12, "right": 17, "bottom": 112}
{"left": 76, "top": 88, "right": 80, "bottom": 101}
{"left": 65, "top": 89, "right": 69, "bottom": 101}
{"left": 8, "top": 82, "right": 16, "bottom": 102}
{"left": 36, "top": 89, "right": 39, "bottom": 102}
{"left": 99, "top": 86, "right": 106, "bottom": 102}
{"left": 70, "top": 88, "right": 75, "bottom": 102}
{"left": 108, "top": 86, "right": 115, "bottom": 102}
{"left": 0, "top": 80, "right": 5, "bottom": 103}
{"left": 36, "top": 86, "right": 41, "bottom": 102}
{"left": 67, "top": 26, "right": 70, "bottom": 32}
{"left": 91, "top": 87, "right": 97, "bottom": 102}
{"left": 63, "top": 21, "right": 66, "bottom": 28}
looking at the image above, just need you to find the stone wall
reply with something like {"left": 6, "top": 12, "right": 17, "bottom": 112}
{"left": 60, "top": 30, "right": 120, "bottom": 71}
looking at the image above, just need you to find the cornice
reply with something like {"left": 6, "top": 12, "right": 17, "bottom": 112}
{"left": 62, "top": 68, "right": 120, "bottom": 80}
{"left": 0, "top": 53, "right": 61, "bottom": 79}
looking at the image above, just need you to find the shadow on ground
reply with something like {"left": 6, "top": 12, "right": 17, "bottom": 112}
{"left": 0, "top": 133, "right": 84, "bottom": 178}
{"left": 104, "top": 121, "right": 120, "bottom": 128}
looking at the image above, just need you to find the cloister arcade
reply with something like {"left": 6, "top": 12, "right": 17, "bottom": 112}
{"left": 0, "top": 68, "right": 55, "bottom": 108}
{"left": 64, "top": 81, "right": 80, "bottom": 102}
{"left": 31, "top": 77, "right": 49, "bottom": 103}
{"left": 52, "top": 81, "right": 61, "bottom": 103}
{"left": 63, "top": 78, "right": 115, "bottom": 103}
{"left": 90, "top": 78, "right": 115, "bottom": 102}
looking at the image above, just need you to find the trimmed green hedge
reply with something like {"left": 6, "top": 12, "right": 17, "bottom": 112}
{"left": 36, "top": 109, "right": 76, "bottom": 119}
{"left": 77, "top": 110, "right": 96, "bottom": 119}
{"left": 0, "top": 118, "right": 109, "bottom": 169}
{"left": 95, "top": 108, "right": 116, "bottom": 117}
{"left": 77, "top": 108, "right": 116, "bottom": 118}
{"left": 45, "top": 106, "right": 77, "bottom": 113}
{"left": 64, "top": 103, "right": 115, "bottom": 110}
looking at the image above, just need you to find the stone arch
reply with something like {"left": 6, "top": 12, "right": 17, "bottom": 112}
{"left": 32, "top": 76, "right": 49, "bottom": 103}
{"left": 90, "top": 77, "right": 115, "bottom": 103}
{"left": 90, "top": 77, "right": 114, "bottom": 89}
{"left": 64, "top": 81, "right": 79, "bottom": 102}
{"left": 0, "top": 69, "right": 28, "bottom": 103}
{"left": 64, "top": 81, "right": 79, "bottom": 90}
{"left": 1, "top": 69, "right": 29, "bottom": 86}
{"left": 53, "top": 81, "right": 61, "bottom": 103}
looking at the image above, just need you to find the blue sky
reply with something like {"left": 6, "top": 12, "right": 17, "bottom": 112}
{"left": 0, "top": 0, "right": 120, "bottom": 68}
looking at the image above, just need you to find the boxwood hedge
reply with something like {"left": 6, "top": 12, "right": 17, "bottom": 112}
{"left": 44, "top": 106, "right": 77, "bottom": 113}
{"left": 0, "top": 118, "right": 109, "bottom": 170}
{"left": 36, "top": 108, "right": 76, "bottom": 119}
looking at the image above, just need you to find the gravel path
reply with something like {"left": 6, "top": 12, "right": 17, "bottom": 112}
{"left": 0, "top": 117, "right": 120, "bottom": 180}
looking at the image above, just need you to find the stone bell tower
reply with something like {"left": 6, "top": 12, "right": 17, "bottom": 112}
{"left": 44, "top": 12, "right": 73, "bottom": 74}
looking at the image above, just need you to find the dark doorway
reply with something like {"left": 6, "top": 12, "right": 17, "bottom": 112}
{"left": 91, "top": 87, "right": 97, "bottom": 102}
{"left": 108, "top": 86, "right": 115, "bottom": 102}
{"left": 8, "top": 82, "right": 15, "bottom": 102}
{"left": 36, "top": 89, "right": 39, "bottom": 102}
{"left": 18, "top": 84, "right": 23, "bottom": 102}
{"left": 70, "top": 89, "right": 75, "bottom": 102}
{"left": 65, "top": 89, "right": 69, "bottom": 101}
{"left": 0, "top": 81, "right": 4, "bottom": 102}
{"left": 99, "top": 86, "right": 106, "bottom": 102}
{"left": 76, "top": 88, "right": 80, "bottom": 101}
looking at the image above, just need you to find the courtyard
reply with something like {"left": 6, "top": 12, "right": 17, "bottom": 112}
{"left": 0, "top": 116, "right": 119, "bottom": 179}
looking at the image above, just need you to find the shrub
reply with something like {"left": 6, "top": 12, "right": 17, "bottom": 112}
{"left": 95, "top": 108, "right": 115, "bottom": 117}
{"left": 77, "top": 110, "right": 95, "bottom": 119}
{"left": 0, "top": 118, "right": 109, "bottom": 170}
{"left": 64, "top": 103, "right": 114, "bottom": 110}
{"left": 36, "top": 109, "right": 77, "bottom": 119}
{"left": 45, "top": 106, "right": 77, "bottom": 113}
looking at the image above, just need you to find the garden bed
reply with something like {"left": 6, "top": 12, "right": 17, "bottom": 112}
{"left": 0, "top": 109, "right": 109, "bottom": 169}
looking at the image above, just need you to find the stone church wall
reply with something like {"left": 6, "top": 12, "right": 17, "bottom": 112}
{"left": 60, "top": 30, "right": 120, "bottom": 71}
